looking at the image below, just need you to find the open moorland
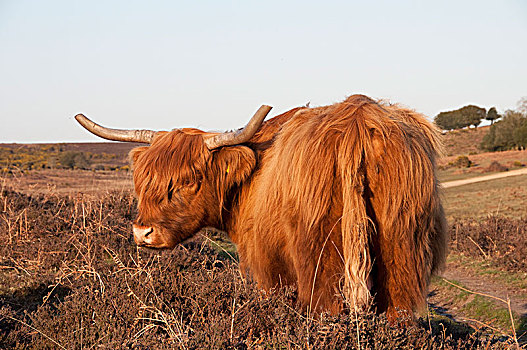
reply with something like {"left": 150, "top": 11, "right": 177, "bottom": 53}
{"left": 438, "top": 127, "right": 527, "bottom": 183}
{"left": 1, "top": 129, "right": 526, "bottom": 348}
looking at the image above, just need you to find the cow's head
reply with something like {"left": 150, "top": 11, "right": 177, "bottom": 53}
{"left": 75, "top": 106, "right": 271, "bottom": 249}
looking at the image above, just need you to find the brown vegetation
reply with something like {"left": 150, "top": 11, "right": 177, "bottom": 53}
{"left": 2, "top": 169, "right": 132, "bottom": 196}
{"left": 438, "top": 125, "right": 525, "bottom": 182}
{"left": 0, "top": 189, "right": 514, "bottom": 348}
{"left": 443, "top": 174, "right": 527, "bottom": 221}
{"left": 485, "top": 161, "right": 509, "bottom": 173}
{"left": 450, "top": 216, "right": 527, "bottom": 273}
{"left": 442, "top": 126, "right": 489, "bottom": 156}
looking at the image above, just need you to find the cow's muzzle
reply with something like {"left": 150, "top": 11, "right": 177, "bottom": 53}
{"left": 132, "top": 224, "right": 154, "bottom": 246}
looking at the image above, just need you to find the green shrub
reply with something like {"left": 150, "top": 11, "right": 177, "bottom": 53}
{"left": 453, "top": 155, "right": 472, "bottom": 168}
{"left": 481, "top": 111, "right": 527, "bottom": 151}
{"left": 58, "top": 152, "right": 91, "bottom": 170}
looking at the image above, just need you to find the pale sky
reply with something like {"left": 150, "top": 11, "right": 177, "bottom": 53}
{"left": 1, "top": 0, "right": 526, "bottom": 143}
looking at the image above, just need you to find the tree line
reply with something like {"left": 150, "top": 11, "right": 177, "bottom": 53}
{"left": 434, "top": 105, "right": 499, "bottom": 130}
{"left": 434, "top": 97, "right": 527, "bottom": 151}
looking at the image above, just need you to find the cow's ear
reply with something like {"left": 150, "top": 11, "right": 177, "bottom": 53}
{"left": 129, "top": 146, "right": 149, "bottom": 168}
{"left": 211, "top": 146, "right": 256, "bottom": 187}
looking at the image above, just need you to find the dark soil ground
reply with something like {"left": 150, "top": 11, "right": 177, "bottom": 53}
{"left": 0, "top": 189, "right": 520, "bottom": 349}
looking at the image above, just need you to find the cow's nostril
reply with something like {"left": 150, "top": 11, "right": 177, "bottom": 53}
{"left": 145, "top": 227, "right": 153, "bottom": 237}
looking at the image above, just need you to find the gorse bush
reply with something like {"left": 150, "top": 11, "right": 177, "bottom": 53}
{"left": 485, "top": 161, "right": 508, "bottom": 173}
{"left": 452, "top": 155, "right": 472, "bottom": 168}
{"left": 58, "top": 151, "right": 91, "bottom": 169}
{"left": 486, "top": 107, "right": 500, "bottom": 125}
{"left": 0, "top": 147, "right": 50, "bottom": 171}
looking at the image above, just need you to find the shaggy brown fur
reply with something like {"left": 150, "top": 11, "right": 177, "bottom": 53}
{"left": 130, "top": 94, "right": 447, "bottom": 319}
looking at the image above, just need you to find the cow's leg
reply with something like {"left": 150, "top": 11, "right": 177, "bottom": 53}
{"left": 364, "top": 191, "right": 423, "bottom": 321}
{"left": 237, "top": 236, "right": 296, "bottom": 292}
{"left": 370, "top": 235, "right": 419, "bottom": 321}
{"left": 368, "top": 200, "right": 446, "bottom": 322}
{"left": 290, "top": 228, "right": 345, "bottom": 315}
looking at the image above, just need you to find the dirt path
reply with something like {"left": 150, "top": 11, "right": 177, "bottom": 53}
{"left": 428, "top": 260, "right": 527, "bottom": 331}
{"left": 442, "top": 168, "right": 527, "bottom": 188}
{"left": 442, "top": 261, "right": 527, "bottom": 317}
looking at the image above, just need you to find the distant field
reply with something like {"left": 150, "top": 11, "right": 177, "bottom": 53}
{"left": 2, "top": 139, "right": 525, "bottom": 222}
{"left": 438, "top": 126, "right": 527, "bottom": 183}
{"left": 0, "top": 142, "right": 135, "bottom": 157}
{"left": 443, "top": 174, "right": 527, "bottom": 220}
{"left": 1, "top": 169, "right": 133, "bottom": 196}
{"left": 4, "top": 167, "right": 524, "bottom": 221}
{"left": 438, "top": 149, "right": 527, "bottom": 182}
{"left": 5, "top": 139, "right": 525, "bottom": 186}
{"left": 0, "top": 142, "right": 136, "bottom": 172}
{"left": 442, "top": 126, "right": 489, "bottom": 156}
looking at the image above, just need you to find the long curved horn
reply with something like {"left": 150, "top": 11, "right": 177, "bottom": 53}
{"left": 204, "top": 105, "right": 272, "bottom": 149}
{"left": 74, "top": 114, "right": 157, "bottom": 143}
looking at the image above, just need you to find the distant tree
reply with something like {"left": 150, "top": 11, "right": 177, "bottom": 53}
{"left": 453, "top": 155, "right": 472, "bottom": 168}
{"left": 458, "top": 105, "right": 485, "bottom": 128}
{"left": 513, "top": 121, "right": 527, "bottom": 148}
{"left": 47, "top": 156, "right": 58, "bottom": 169}
{"left": 480, "top": 120, "right": 496, "bottom": 151}
{"left": 434, "top": 111, "right": 457, "bottom": 130}
{"left": 435, "top": 104, "right": 485, "bottom": 130}
{"left": 517, "top": 97, "right": 527, "bottom": 114}
{"left": 485, "top": 107, "right": 500, "bottom": 125}
{"left": 481, "top": 110, "right": 527, "bottom": 151}
{"left": 73, "top": 153, "right": 91, "bottom": 169}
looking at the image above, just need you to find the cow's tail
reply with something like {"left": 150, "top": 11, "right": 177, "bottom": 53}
{"left": 339, "top": 150, "right": 372, "bottom": 311}
{"left": 336, "top": 101, "right": 377, "bottom": 310}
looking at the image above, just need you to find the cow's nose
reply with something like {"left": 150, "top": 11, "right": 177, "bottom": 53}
{"left": 132, "top": 224, "right": 154, "bottom": 245}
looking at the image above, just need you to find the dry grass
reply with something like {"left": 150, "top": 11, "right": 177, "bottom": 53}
{"left": 438, "top": 149, "right": 527, "bottom": 182}
{"left": 2, "top": 169, "right": 132, "bottom": 196}
{"left": 439, "top": 149, "right": 527, "bottom": 169}
{"left": 443, "top": 174, "right": 527, "bottom": 221}
{"left": 2, "top": 188, "right": 505, "bottom": 348}
{"left": 442, "top": 126, "right": 489, "bottom": 156}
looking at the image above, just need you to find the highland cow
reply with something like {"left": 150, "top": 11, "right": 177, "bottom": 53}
{"left": 75, "top": 94, "right": 447, "bottom": 320}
